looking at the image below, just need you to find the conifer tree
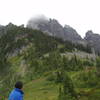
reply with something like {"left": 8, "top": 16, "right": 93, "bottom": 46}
{"left": 58, "top": 70, "right": 78, "bottom": 100}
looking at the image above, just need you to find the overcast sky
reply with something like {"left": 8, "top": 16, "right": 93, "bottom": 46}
{"left": 0, "top": 0, "right": 100, "bottom": 37}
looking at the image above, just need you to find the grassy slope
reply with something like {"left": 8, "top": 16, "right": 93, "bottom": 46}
{"left": 24, "top": 77, "right": 58, "bottom": 100}
{"left": 8, "top": 55, "right": 100, "bottom": 100}
{"left": 23, "top": 72, "right": 100, "bottom": 100}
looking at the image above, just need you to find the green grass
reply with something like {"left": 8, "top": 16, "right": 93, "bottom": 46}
{"left": 23, "top": 71, "right": 100, "bottom": 100}
{"left": 24, "top": 77, "right": 58, "bottom": 100}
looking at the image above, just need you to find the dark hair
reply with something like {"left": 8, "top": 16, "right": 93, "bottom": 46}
{"left": 15, "top": 81, "right": 23, "bottom": 89}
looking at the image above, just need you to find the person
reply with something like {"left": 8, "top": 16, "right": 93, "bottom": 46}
{"left": 8, "top": 81, "right": 24, "bottom": 100}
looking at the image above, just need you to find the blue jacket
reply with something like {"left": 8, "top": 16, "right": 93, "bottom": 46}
{"left": 8, "top": 88, "right": 24, "bottom": 100}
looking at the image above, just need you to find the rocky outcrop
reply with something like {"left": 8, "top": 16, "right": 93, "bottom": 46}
{"left": 27, "top": 18, "right": 83, "bottom": 43}
{"left": 27, "top": 17, "right": 100, "bottom": 53}
{"left": 63, "top": 25, "right": 82, "bottom": 42}
{"left": 84, "top": 30, "right": 100, "bottom": 53}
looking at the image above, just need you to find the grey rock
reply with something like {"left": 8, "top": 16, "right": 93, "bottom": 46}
{"left": 84, "top": 30, "right": 100, "bottom": 53}
{"left": 63, "top": 25, "right": 82, "bottom": 42}
{"left": 27, "top": 18, "right": 83, "bottom": 43}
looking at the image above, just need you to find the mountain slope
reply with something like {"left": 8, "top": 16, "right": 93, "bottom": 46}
{"left": 24, "top": 70, "right": 100, "bottom": 100}
{"left": 27, "top": 17, "right": 100, "bottom": 54}
{"left": 0, "top": 23, "right": 99, "bottom": 100}
{"left": 27, "top": 18, "right": 83, "bottom": 43}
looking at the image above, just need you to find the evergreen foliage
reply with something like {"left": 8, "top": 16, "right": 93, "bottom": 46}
{"left": 58, "top": 71, "right": 78, "bottom": 100}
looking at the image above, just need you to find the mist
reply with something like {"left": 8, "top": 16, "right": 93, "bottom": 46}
{"left": 27, "top": 15, "right": 49, "bottom": 29}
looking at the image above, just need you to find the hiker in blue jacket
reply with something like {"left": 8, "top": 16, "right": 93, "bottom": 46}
{"left": 8, "top": 81, "right": 24, "bottom": 100}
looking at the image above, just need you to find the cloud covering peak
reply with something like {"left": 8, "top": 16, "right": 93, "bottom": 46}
{"left": 27, "top": 15, "right": 49, "bottom": 29}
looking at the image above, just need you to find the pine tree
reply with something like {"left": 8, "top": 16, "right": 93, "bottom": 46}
{"left": 58, "top": 70, "right": 78, "bottom": 100}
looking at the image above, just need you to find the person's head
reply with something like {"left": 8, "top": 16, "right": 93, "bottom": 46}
{"left": 15, "top": 81, "right": 23, "bottom": 89}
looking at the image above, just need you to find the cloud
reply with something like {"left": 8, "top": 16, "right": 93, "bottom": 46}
{"left": 27, "top": 14, "right": 49, "bottom": 29}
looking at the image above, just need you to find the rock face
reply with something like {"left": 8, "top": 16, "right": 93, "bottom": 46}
{"left": 27, "top": 18, "right": 83, "bottom": 43}
{"left": 84, "top": 30, "right": 100, "bottom": 53}
{"left": 27, "top": 17, "right": 100, "bottom": 53}
{"left": 63, "top": 25, "right": 82, "bottom": 42}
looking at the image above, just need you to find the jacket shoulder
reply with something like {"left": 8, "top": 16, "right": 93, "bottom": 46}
{"left": 9, "top": 89, "right": 23, "bottom": 100}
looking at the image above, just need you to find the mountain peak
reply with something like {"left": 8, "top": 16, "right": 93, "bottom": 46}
{"left": 64, "top": 25, "right": 71, "bottom": 29}
{"left": 86, "top": 30, "right": 93, "bottom": 35}
{"left": 27, "top": 17, "right": 82, "bottom": 43}
{"left": 84, "top": 30, "right": 100, "bottom": 53}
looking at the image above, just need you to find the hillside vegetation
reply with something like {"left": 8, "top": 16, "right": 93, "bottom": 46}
{"left": 0, "top": 24, "right": 99, "bottom": 100}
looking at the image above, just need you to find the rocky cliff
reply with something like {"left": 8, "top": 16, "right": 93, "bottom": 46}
{"left": 84, "top": 30, "right": 100, "bottom": 53}
{"left": 27, "top": 18, "right": 83, "bottom": 43}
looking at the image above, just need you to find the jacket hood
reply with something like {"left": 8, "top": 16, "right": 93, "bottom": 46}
{"left": 15, "top": 88, "right": 24, "bottom": 95}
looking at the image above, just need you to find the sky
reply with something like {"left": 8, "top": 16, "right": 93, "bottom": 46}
{"left": 0, "top": 0, "right": 100, "bottom": 37}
